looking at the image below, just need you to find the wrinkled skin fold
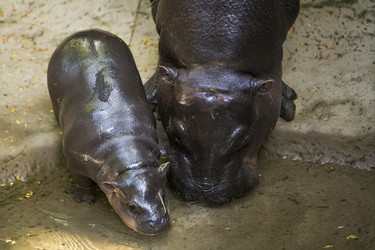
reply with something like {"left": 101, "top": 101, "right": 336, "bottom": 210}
{"left": 147, "top": 0, "right": 300, "bottom": 204}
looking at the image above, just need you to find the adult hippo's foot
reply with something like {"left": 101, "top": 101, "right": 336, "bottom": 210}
{"left": 144, "top": 73, "right": 158, "bottom": 112}
{"left": 280, "top": 81, "right": 297, "bottom": 121}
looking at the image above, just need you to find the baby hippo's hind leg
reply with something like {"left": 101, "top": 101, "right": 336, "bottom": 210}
{"left": 65, "top": 174, "right": 97, "bottom": 204}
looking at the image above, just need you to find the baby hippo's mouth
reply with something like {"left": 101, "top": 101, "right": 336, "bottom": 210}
{"left": 117, "top": 200, "right": 170, "bottom": 236}
{"left": 138, "top": 215, "right": 170, "bottom": 235}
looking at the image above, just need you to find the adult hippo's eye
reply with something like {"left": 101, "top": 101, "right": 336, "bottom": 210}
{"left": 256, "top": 79, "right": 274, "bottom": 94}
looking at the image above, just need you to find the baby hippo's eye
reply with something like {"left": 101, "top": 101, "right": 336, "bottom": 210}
{"left": 127, "top": 202, "right": 140, "bottom": 214}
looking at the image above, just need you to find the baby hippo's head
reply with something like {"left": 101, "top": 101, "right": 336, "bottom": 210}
{"left": 100, "top": 165, "right": 170, "bottom": 235}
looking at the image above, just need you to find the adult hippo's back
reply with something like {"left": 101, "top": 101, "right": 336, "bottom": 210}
{"left": 48, "top": 29, "right": 169, "bottom": 234}
{"left": 147, "top": 0, "right": 300, "bottom": 204}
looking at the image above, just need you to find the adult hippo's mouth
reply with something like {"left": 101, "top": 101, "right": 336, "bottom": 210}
{"left": 165, "top": 148, "right": 260, "bottom": 205}
{"left": 165, "top": 142, "right": 260, "bottom": 205}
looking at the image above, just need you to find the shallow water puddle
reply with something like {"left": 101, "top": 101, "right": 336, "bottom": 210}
{"left": 0, "top": 157, "right": 374, "bottom": 250}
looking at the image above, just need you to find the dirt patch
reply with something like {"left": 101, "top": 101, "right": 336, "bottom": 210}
{"left": 1, "top": 155, "right": 374, "bottom": 249}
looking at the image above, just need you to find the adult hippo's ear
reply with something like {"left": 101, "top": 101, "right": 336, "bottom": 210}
{"left": 144, "top": 73, "right": 158, "bottom": 112}
{"left": 158, "top": 162, "right": 170, "bottom": 177}
{"left": 255, "top": 79, "right": 274, "bottom": 94}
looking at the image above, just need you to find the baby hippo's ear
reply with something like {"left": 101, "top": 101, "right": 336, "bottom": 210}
{"left": 102, "top": 181, "right": 118, "bottom": 193}
{"left": 158, "top": 162, "right": 170, "bottom": 176}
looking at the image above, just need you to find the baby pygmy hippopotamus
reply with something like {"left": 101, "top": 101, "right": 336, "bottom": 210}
{"left": 47, "top": 29, "right": 170, "bottom": 235}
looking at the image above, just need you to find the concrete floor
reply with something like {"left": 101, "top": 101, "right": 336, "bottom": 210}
{"left": 1, "top": 156, "right": 374, "bottom": 249}
{"left": 0, "top": 1, "right": 375, "bottom": 249}
{"left": 0, "top": 0, "right": 374, "bottom": 184}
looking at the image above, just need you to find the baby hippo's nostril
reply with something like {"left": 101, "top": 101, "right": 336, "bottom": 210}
{"left": 145, "top": 216, "right": 169, "bottom": 230}
{"left": 146, "top": 220, "right": 158, "bottom": 229}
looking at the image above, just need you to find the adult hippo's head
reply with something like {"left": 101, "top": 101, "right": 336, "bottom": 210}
{"left": 156, "top": 65, "right": 282, "bottom": 204}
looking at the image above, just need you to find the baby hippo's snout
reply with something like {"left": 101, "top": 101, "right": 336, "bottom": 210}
{"left": 142, "top": 214, "right": 170, "bottom": 234}
{"left": 101, "top": 167, "right": 170, "bottom": 235}
{"left": 136, "top": 190, "right": 170, "bottom": 235}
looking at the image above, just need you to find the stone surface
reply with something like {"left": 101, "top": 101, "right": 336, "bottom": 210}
{"left": 0, "top": 0, "right": 374, "bottom": 183}
{"left": 264, "top": 0, "right": 375, "bottom": 169}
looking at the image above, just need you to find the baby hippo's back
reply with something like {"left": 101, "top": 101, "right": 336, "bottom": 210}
{"left": 47, "top": 29, "right": 159, "bottom": 180}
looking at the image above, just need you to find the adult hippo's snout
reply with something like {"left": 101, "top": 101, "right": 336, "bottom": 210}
{"left": 157, "top": 66, "right": 280, "bottom": 204}
{"left": 166, "top": 148, "right": 260, "bottom": 205}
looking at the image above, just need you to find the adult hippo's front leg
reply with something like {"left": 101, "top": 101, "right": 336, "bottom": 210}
{"left": 147, "top": 0, "right": 300, "bottom": 204}
{"left": 280, "top": 81, "right": 298, "bottom": 121}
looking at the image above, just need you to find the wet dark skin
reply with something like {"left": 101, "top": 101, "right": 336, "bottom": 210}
{"left": 47, "top": 29, "right": 170, "bottom": 235}
{"left": 146, "top": 0, "right": 300, "bottom": 204}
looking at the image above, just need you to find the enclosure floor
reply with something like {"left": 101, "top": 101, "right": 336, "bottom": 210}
{"left": 1, "top": 157, "right": 374, "bottom": 250}
{"left": 1, "top": 0, "right": 374, "bottom": 249}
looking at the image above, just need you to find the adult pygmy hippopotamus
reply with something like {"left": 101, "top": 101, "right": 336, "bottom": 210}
{"left": 146, "top": 0, "right": 300, "bottom": 204}
{"left": 47, "top": 29, "right": 170, "bottom": 235}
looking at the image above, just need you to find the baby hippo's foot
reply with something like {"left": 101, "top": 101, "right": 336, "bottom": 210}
{"left": 66, "top": 175, "right": 97, "bottom": 204}
{"left": 66, "top": 184, "right": 97, "bottom": 204}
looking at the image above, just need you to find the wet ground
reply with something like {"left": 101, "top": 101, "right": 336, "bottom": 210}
{"left": 1, "top": 154, "right": 374, "bottom": 250}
